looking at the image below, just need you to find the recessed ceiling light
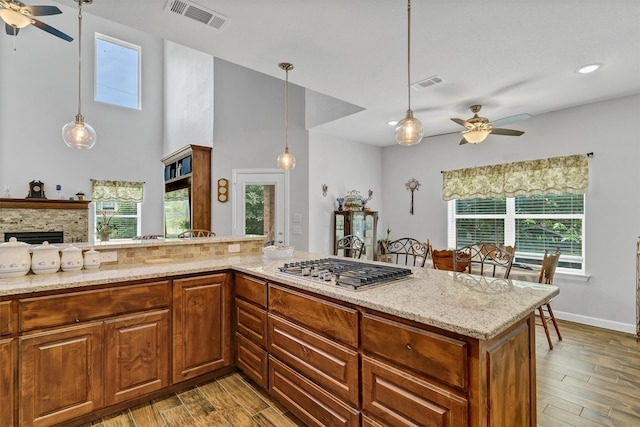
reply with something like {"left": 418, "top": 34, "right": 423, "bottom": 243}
{"left": 387, "top": 120, "right": 398, "bottom": 126}
{"left": 577, "top": 64, "right": 601, "bottom": 74}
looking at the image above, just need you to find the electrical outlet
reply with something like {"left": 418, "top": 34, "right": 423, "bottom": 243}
{"left": 228, "top": 244, "right": 240, "bottom": 253}
{"left": 100, "top": 251, "right": 118, "bottom": 262}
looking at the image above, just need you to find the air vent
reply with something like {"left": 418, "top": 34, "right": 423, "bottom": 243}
{"left": 164, "top": 0, "right": 230, "bottom": 31}
{"left": 411, "top": 75, "right": 444, "bottom": 90}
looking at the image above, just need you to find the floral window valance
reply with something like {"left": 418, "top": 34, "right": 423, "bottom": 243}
{"left": 91, "top": 179, "right": 144, "bottom": 202}
{"left": 442, "top": 154, "right": 589, "bottom": 201}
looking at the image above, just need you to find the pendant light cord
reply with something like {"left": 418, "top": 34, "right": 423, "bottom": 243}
{"left": 406, "top": 0, "right": 412, "bottom": 111}
{"left": 76, "top": 0, "right": 83, "bottom": 118}
{"left": 284, "top": 67, "right": 289, "bottom": 150}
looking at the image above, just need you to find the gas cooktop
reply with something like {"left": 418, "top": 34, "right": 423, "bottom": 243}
{"left": 277, "top": 258, "right": 413, "bottom": 291}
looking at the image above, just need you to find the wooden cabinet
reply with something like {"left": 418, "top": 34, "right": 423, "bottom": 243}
{"left": 334, "top": 210, "right": 378, "bottom": 261}
{"left": 267, "top": 284, "right": 360, "bottom": 426}
{"left": 162, "top": 144, "right": 212, "bottom": 237}
{"left": 19, "top": 322, "right": 104, "bottom": 427}
{"left": 173, "top": 273, "right": 232, "bottom": 383}
{"left": 0, "top": 337, "right": 15, "bottom": 427}
{"left": 234, "top": 274, "right": 268, "bottom": 388}
{"left": 104, "top": 310, "right": 170, "bottom": 405}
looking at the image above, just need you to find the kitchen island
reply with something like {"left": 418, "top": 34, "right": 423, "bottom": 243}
{"left": 0, "top": 249, "right": 557, "bottom": 426}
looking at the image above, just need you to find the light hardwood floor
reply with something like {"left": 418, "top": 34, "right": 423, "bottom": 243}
{"left": 79, "top": 319, "right": 640, "bottom": 427}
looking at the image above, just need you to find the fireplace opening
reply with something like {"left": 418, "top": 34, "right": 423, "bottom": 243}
{"left": 4, "top": 231, "right": 64, "bottom": 244}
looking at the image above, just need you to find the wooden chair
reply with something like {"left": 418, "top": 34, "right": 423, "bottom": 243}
{"left": 177, "top": 229, "right": 216, "bottom": 238}
{"left": 335, "top": 234, "right": 365, "bottom": 259}
{"left": 386, "top": 238, "right": 429, "bottom": 267}
{"left": 454, "top": 242, "right": 515, "bottom": 278}
{"left": 432, "top": 249, "right": 470, "bottom": 272}
{"left": 537, "top": 249, "right": 562, "bottom": 349}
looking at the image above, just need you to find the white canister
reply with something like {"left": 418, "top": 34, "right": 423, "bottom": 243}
{"left": 61, "top": 245, "right": 83, "bottom": 272}
{"left": 83, "top": 249, "right": 101, "bottom": 270}
{"left": 31, "top": 241, "right": 60, "bottom": 275}
{"left": 0, "top": 237, "right": 31, "bottom": 278}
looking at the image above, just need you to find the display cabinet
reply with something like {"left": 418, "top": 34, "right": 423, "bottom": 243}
{"left": 162, "top": 145, "right": 212, "bottom": 238}
{"left": 334, "top": 210, "right": 378, "bottom": 261}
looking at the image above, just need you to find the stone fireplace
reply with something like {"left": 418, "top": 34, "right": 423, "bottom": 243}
{"left": 0, "top": 198, "right": 90, "bottom": 243}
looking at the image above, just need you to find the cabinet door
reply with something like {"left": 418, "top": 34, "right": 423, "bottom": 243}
{"left": 0, "top": 337, "right": 15, "bottom": 427}
{"left": 19, "top": 322, "right": 104, "bottom": 427}
{"left": 104, "top": 310, "right": 170, "bottom": 405}
{"left": 173, "top": 273, "right": 231, "bottom": 383}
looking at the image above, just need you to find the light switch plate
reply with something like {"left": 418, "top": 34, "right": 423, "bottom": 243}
{"left": 292, "top": 214, "right": 302, "bottom": 223}
{"left": 100, "top": 251, "right": 118, "bottom": 262}
{"left": 293, "top": 225, "right": 302, "bottom": 235}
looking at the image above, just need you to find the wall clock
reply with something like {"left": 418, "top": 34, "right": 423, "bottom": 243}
{"left": 217, "top": 178, "right": 229, "bottom": 203}
{"left": 27, "top": 180, "right": 46, "bottom": 199}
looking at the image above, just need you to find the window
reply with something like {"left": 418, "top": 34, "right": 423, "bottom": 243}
{"left": 95, "top": 200, "right": 141, "bottom": 240}
{"left": 449, "top": 193, "right": 585, "bottom": 273}
{"left": 95, "top": 33, "right": 141, "bottom": 109}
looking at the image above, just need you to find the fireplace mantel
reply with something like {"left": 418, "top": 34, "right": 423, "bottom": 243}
{"left": 0, "top": 198, "right": 90, "bottom": 210}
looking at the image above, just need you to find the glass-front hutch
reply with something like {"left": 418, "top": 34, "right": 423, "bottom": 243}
{"left": 334, "top": 210, "right": 378, "bottom": 261}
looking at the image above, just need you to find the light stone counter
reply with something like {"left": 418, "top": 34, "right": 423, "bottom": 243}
{"left": 0, "top": 251, "right": 557, "bottom": 341}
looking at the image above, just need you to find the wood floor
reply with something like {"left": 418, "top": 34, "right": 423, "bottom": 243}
{"left": 78, "top": 319, "right": 640, "bottom": 427}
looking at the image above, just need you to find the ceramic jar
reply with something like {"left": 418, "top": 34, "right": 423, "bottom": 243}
{"left": 83, "top": 249, "right": 101, "bottom": 270}
{"left": 0, "top": 237, "right": 31, "bottom": 278}
{"left": 61, "top": 245, "right": 83, "bottom": 272}
{"left": 31, "top": 241, "right": 60, "bottom": 275}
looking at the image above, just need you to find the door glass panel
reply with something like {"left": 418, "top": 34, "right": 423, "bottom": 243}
{"left": 245, "top": 184, "right": 276, "bottom": 243}
{"left": 164, "top": 187, "right": 190, "bottom": 238}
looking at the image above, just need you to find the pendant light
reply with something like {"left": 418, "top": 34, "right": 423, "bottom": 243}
{"left": 394, "top": 0, "right": 424, "bottom": 146}
{"left": 62, "top": 0, "right": 96, "bottom": 149}
{"left": 277, "top": 62, "right": 296, "bottom": 170}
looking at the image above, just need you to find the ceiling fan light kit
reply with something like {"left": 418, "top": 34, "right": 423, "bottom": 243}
{"left": 62, "top": 0, "right": 96, "bottom": 149}
{"left": 0, "top": 0, "right": 73, "bottom": 41}
{"left": 277, "top": 62, "right": 296, "bottom": 170}
{"left": 395, "top": 0, "right": 424, "bottom": 146}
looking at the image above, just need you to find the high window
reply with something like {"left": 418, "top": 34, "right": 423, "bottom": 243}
{"left": 95, "top": 33, "right": 141, "bottom": 109}
{"left": 448, "top": 194, "right": 585, "bottom": 272}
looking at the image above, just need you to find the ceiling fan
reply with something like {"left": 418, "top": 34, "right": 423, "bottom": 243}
{"left": 0, "top": 0, "right": 72, "bottom": 41}
{"left": 426, "top": 105, "right": 530, "bottom": 145}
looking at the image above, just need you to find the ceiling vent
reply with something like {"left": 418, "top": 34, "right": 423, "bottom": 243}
{"left": 164, "top": 0, "right": 230, "bottom": 31}
{"left": 411, "top": 75, "right": 444, "bottom": 90}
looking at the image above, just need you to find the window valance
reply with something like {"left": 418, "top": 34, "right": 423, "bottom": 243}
{"left": 442, "top": 154, "right": 589, "bottom": 201}
{"left": 91, "top": 179, "right": 144, "bottom": 202}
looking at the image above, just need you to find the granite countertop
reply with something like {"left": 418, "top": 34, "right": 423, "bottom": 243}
{"left": 0, "top": 251, "right": 558, "bottom": 341}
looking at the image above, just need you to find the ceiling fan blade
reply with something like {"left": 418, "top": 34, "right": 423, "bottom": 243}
{"left": 22, "top": 5, "right": 62, "bottom": 16}
{"left": 491, "top": 113, "right": 531, "bottom": 127}
{"left": 422, "top": 130, "right": 462, "bottom": 139}
{"left": 30, "top": 18, "right": 73, "bottom": 41}
{"left": 459, "top": 137, "right": 468, "bottom": 145}
{"left": 5, "top": 23, "right": 18, "bottom": 36}
{"left": 490, "top": 128, "right": 525, "bottom": 136}
{"left": 451, "top": 118, "right": 472, "bottom": 128}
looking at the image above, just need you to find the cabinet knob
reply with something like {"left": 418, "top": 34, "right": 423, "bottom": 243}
{"left": 75, "top": 318, "right": 80, "bottom": 323}
{"left": 406, "top": 343, "right": 413, "bottom": 350}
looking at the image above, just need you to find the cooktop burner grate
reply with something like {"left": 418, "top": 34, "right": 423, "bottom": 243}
{"left": 278, "top": 258, "right": 413, "bottom": 290}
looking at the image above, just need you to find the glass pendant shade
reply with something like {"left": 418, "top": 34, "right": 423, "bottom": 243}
{"left": 395, "top": 110, "right": 424, "bottom": 146}
{"left": 463, "top": 129, "right": 490, "bottom": 144}
{"left": 277, "top": 147, "right": 296, "bottom": 170}
{"left": 62, "top": 114, "right": 96, "bottom": 149}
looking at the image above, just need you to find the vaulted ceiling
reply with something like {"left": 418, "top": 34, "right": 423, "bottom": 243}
{"left": 54, "top": 0, "right": 640, "bottom": 146}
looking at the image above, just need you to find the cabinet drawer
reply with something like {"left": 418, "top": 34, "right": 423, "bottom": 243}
{"left": 362, "top": 313, "right": 468, "bottom": 390}
{"left": 235, "top": 274, "right": 267, "bottom": 308}
{"left": 235, "top": 298, "right": 267, "bottom": 347}
{"left": 269, "top": 356, "right": 360, "bottom": 427}
{"left": 236, "top": 333, "right": 268, "bottom": 389}
{"left": 362, "top": 356, "right": 467, "bottom": 427}
{"left": 268, "top": 314, "right": 359, "bottom": 407}
{"left": 20, "top": 281, "right": 171, "bottom": 332}
{"left": 0, "top": 301, "right": 15, "bottom": 336}
{"left": 269, "top": 284, "right": 358, "bottom": 348}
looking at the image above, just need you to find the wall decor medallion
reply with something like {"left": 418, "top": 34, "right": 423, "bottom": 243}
{"left": 27, "top": 180, "right": 46, "bottom": 199}
{"left": 217, "top": 178, "right": 229, "bottom": 203}
{"left": 405, "top": 178, "right": 421, "bottom": 215}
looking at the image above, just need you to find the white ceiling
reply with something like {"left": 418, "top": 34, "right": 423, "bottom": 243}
{"left": 53, "top": 0, "right": 640, "bottom": 147}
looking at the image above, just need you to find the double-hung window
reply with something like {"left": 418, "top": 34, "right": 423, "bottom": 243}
{"left": 95, "top": 200, "right": 142, "bottom": 240}
{"left": 448, "top": 194, "right": 585, "bottom": 273}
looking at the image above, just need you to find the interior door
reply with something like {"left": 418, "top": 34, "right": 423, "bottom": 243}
{"left": 232, "top": 169, "right": 288, "bottom": 244}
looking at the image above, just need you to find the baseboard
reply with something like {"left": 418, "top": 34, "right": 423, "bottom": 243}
{"left": 553, "top": 310, "right": 637, "bottom": 335}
